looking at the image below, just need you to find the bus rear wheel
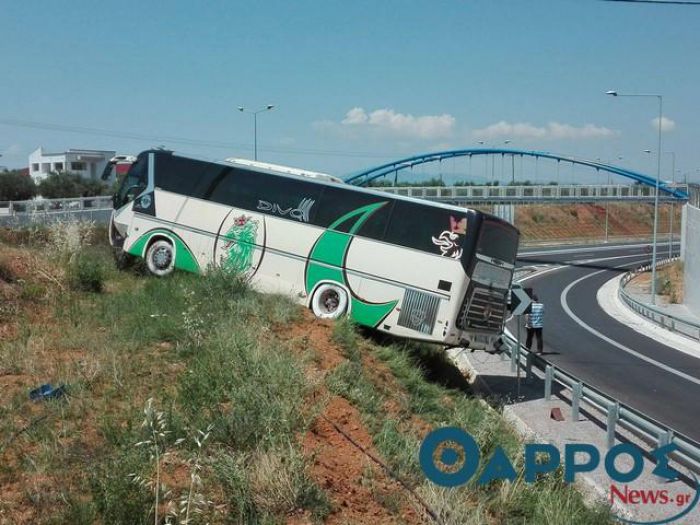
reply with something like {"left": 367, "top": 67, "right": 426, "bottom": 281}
{"left": 146, "top": 239, "right": 175, "bottom": 277}
{"left": 311, "top": 283, "right": 349, "bottom": 320}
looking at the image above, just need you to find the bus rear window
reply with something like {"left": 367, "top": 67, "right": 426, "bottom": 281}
{"left": 477, "top": 219, "right": 519, "bottom": 263}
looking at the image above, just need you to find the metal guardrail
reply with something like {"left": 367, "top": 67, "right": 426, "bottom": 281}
{"left": 0, "top": 195, "right": 113, "bottom": 215}
{"left": 502, "top": 325, "right": 700, "bottom": 475}
{"left": 377, "top": 184, "right": 688, "bottom": 204}
{"left": 0, "top": 196, "right": 113, "bottom": 226}
{"left": 619, "top": 257, "right": 700, "bottom": 341}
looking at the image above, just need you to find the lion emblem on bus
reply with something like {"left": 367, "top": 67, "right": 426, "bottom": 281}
{"left": 432, "top": 216, "right": 467, "bottom": 259}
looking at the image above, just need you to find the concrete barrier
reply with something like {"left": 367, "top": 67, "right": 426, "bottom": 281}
{"left": 682, "top": 203, "right": 700, "bottom": 316}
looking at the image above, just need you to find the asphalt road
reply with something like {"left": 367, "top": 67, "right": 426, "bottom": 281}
{"left": 513, "top": 242, "right": 700, "bottom": 443}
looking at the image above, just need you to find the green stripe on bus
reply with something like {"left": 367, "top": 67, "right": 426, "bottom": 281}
{"left": 306, "top": 202, "right": 397, "bottom": 328}
{"left": 127, "top": 229, "right": 200, "bottom": 274}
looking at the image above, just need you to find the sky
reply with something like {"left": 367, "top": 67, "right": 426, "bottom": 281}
{"left": 1, "top": 0, "right": 699, "bottom": 184}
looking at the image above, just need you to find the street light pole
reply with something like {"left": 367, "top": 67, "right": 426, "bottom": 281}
{"left": 237, "top": 104, "right": 275, "bottom": 161}
{"left": 503, "top": 140, "right": 514, "bottom": 184}
{"left": 666, "top": 152, "right": 676, "bottom": 259}
{"left": 606, "top": 90, "right": 663, "bottom": 305}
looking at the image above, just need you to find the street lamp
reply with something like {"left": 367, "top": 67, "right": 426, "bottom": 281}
{"left": 237, "top": 104, "right": 275, "bottom": 161}
{"left": 503, "top": 140, "right": 517, "bottom": 184}
{"left": 607, "top": 90, "right": 663, "bottom": 305}
{"left": 665, "top": 151, "right": 676, "bottom": 259}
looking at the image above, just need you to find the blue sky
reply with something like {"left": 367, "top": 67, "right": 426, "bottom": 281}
{"left": 1, "top": 0, "right": 699, "bottom": 183}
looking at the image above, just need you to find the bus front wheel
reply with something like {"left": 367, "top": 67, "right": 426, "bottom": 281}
{"left": 146, "top": 239, "right": 175, "bottom": 277}
{"left": 311, "top": 283, "right": 349, "bottom": 320}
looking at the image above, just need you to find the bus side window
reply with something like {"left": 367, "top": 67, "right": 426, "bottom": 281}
{"left": 314, "top": 187, "right": 392, "bottom": 238}
{"left": 154, "top": 154, "right": 209, "bottom": 196}
{"left": 206, "top": 167, "right": 256, "bottom": 208}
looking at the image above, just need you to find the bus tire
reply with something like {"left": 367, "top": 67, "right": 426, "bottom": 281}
{"left": 145, "top": 239, "right": 175, "bottom": 277}
{"left": 311, "top": 283, "right": 349, "bottom": 320}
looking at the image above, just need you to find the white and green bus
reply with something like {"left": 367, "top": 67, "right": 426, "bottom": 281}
{"left": 109, "top": 150, "right": 519, "bottom": 349}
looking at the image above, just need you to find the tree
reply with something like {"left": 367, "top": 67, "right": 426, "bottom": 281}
{"left": 0, "top": 170, "right": 37, "bottom": 201}
{"left": 37, "top": 172, "right": 108, "bottom": 199}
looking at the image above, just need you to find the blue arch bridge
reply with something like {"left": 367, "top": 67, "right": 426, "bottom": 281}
{"left": 343, "top": 148, "right": 689, "bottom": 206}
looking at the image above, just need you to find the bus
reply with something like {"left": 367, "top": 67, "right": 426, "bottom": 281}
{"left": 108, "top": 149, "right": 519, "bottom": 350}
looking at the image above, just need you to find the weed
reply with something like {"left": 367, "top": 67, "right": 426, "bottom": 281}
{"left": 326, "top": 361, "right": 382, "bottom": 417}
{"left": 46, "top": 220, "right": 96, "bottom": 263}
{"left": 20, "top": 281, "right": 47, "bottom": 301}
{"left": 0, "top": 255, "right": 16, "bottom": 282}
{"left": 67, "top": 250, "right": 107, "bottom": 292}
{"left": 332, "top": 318, "right": 360, "bottom": 361}
{"left": 215, "top": 443, "right": 331, "bottom": 523}
{"left": 179, "top": 318, "right": 312, "bottom": 450}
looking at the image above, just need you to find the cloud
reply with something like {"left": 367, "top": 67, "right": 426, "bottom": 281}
{"left": 651, "top": 116, "right": 675, "bottom": 132}
{"left": 335, "top": 107, "right": 456, "bottom": 140}
{"left": 472, "top": 121, "right": 617, "bottom": 140}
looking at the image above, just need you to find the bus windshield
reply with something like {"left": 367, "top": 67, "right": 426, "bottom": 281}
{"left": 476, "top": 218, "right": 519, "bottom": 264}
{"left": 114, "top": 155, "right": 148, "bottom": 208}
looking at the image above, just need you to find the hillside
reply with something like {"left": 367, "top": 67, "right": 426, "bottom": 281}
{"left": 0, "top": 226, "right": 612, "bottom": 524}
{"left": 515, "top": 203, "right": 680, "bottom": 243}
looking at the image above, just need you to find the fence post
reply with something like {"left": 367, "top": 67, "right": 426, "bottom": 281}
{"left": 607, "top": 402, "right": 619, "bottom": 449}
{"left": 544, "top": 365, "right": 553, "bottom": 400}
{"left": 658, "top": 429, "right": 673, "bottom": 449}
{"left": 572, "top": 382, "right": 582, "bottom": 422}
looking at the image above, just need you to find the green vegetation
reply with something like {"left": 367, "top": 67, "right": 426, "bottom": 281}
{"left": 328, "top": 333, "right": 613, "bottom": 524}
{"left": 657, "top": 260, "right": 684, "bottom": 304}
{"left": 0, "top": 169, "right": 37, "bottom": 201}
{"left": 0, "top": 170, "right": 110, "bottom": 201}
{"left": 37, "top": 171, "right": 108, "bottom": 199}
{"left": 0, "top": 223, "right": 612, "bottom": 524}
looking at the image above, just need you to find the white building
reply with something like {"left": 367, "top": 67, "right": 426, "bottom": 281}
{"left": 29, "top": 147, "right": 116, "bottom": 182}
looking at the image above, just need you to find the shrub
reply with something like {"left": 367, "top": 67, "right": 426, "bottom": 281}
{"left": 38, "top": 171, "right": 107, "bottom": 199}
{"left": 0, "top": 170, "right": 36, "bottom": 201}
{"left": 67, "top": 251, "right": 106, "bottom": 292}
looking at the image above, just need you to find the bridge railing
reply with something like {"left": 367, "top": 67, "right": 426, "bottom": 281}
{"left": 501, "top": 328, "right": 700, "bottom": 474}
{"left": 619, "top": 257, "right": 700, "bottom": 341}
{"left": 376, "top": 184, "right": 687, "bottom": 202}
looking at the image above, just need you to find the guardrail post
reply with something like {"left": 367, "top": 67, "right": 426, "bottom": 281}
{"left": 525, "top": 352, "right": 533, "bottom": 383}
{"left": 510, "top": 340, "right": 518, "bottom": 373}
{"left": 658, "top": 429, "right": 673, "bottom": 449}
{"left": 572, "top": 382, "right": 582, "bottom": 422}
{"left": 607, "top": 402, "right": 619, "bottom": 449}
{"left": 544, "top": 365, "right": 553, "bottom": 400}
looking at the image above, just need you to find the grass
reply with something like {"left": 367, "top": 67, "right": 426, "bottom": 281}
{"left": 328, "top": 331, "right": 614, "bottom": 524}
{"left": 0, "top": 224, "right": 612, "bottom": 524}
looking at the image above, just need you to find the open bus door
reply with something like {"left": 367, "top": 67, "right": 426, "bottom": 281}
{"left": 101, "top": 155, "right": 136, "bottom": 182}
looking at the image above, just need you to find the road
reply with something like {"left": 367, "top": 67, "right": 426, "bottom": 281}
{"left": 513, "top": 242, "right": 700, "bottom": 443}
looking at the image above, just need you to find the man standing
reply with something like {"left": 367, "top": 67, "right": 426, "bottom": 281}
{"left": 525, "top": 294, "right": 545, "bottom": 354}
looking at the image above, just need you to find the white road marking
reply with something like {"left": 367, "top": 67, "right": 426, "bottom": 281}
{"left": 560, "top": 261, "right": 700, "bottom": 386}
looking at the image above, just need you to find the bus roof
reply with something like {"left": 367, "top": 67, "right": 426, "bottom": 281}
{"left": 224, "top": 158, "right": 344, "bottom": 184}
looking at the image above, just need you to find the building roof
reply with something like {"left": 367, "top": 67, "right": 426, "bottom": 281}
{"left": 31, "top": 147, "right": 116, "bottom": 157}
